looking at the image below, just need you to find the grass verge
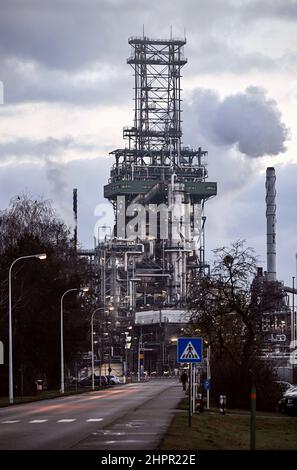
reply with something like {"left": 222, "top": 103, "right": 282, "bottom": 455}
{"left": 160, "top": 400, "right": 297, "bottom": 450}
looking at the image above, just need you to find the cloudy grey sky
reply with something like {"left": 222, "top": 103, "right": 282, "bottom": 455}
{"left": 0, "top": 0, "right": 297, "bottom": 285}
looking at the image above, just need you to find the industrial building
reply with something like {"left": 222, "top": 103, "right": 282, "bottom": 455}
{"left": 79, "top": 35, "right": 217, "bottom": 376}
{"left": 78, "top": 37, "right": 296, "bottom": 382}
{"left": 254, "top": 167, "right": 296, "bottom": 382}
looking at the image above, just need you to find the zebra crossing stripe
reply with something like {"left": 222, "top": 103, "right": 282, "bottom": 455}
{"left": 2, "top": 420, "right": 20, "bottom": 424}
{"left": 86, "top": 418, "right": 103, "bottom": 422}
{"left": 29, "top": 419, "right": 48, "bottom": 423}
{"left": 57, "top": 419, "right": 76, "bottom": 423}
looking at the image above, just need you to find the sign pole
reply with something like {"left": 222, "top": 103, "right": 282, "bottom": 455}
{"left": 207, "top": 345, "right": 210, "bottom": 409}
{"left": 177, "top": 337, "right": 203, "bottom": 427}
{"left": 188, "top": 362, "right": 192, "bottom": 427}
{"left": 192, "top": 364, "right": 196, "bottom": 414}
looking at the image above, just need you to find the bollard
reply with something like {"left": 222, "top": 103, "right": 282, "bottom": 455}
{"left": 219, "top": 395, "right": 226, "bottom": 414}
{"left": 35, "top": 379, "right": 43, "bottom": 394}
{"left": 196, "top": 393, "right": 204, "bottom": 413}
{"left": 250, "top": 384, "right": 256, "bottom": 450}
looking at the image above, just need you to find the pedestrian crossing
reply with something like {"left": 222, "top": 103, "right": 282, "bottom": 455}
{"left": 1, "top": 417, "right": 104, "bottom": 425}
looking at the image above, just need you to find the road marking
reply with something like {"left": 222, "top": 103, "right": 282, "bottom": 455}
{"left": 81, "top": 396, "right": 104, "bottom": 401}
{"left": 29, "top": 419, "right": 48, "bottom": 423}
{"left": 57, "top": 419, "right": 76, "bottom": 423}
{"left": 86, "top": 418, "right": 103, "bottom": 422}
{"left": 104, "top": 440, "right": 140, "bottom": 444}
{"left": 2, "top": 420, "right": 20, "bottom": 424}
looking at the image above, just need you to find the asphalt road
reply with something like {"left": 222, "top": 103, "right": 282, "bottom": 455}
{"left": 0, "top": 378, "right": 182, "bottom": 450}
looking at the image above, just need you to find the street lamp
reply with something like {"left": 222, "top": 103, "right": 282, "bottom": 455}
{"left": 137, "top": 330, "right": 152, "bottom": 382}
{"left": 9, "top": 253, "right": 47, "bottom": 404}
{"left": 90, "top": 307, "right": 105, "bottom": 390}
{"left": 60, "top": 286, "right": 89, "bottom": 395}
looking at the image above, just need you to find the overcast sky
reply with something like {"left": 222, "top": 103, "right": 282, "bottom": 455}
{"left": 0, "top": 0, "right": 297, "bottom": 285}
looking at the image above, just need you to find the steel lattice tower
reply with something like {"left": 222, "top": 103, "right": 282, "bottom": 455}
{"left": 104, "top": 35, "right": 217, "bottom": 312}
{"left": 125, "top": 37, "right": 186, "bottom": 157}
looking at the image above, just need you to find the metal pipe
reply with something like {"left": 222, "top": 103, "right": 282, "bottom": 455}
{"left": 284, "top": 286, "right": 297, "bottom": 294}
{"left": 135, "top": 273, "right": 171, "bottom": 278}
{"left": 124, "top": 245, "right": 144, "bottom": 271}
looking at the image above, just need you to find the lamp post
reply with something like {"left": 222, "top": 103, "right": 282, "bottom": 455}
{"left": 60, "top": 287, "right": 89, "bottom": 395}
{"left": 90, "top": 307, "right": 105, "bottom": 391}
{"left": 137, "top": 330, "right": 152, "bottom": 382}
{"left": 138, "top": 327, "right": 143, "bottom": 382}
{"left": 9, "top": 253, "right": 47, "bottom": 404}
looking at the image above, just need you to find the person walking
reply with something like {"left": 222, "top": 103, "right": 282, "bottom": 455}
{"left": 180, "top": 370, "right": 188, "bottom": 392}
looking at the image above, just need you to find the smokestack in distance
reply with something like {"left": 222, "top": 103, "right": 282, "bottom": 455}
{"left": 266, "top": 167, "right": 276, "bottom": 282}
{"left": 73, "top": 188, "right": 78, "bottom": 252}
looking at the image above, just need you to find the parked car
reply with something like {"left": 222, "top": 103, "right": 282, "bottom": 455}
{"left": 278, "top": 386, "right": 297, "bottom": 415}
{"left": 106, "top": 375, "right": 121, "bottom": 385}
{"left": 275, "top": 381, "right": 294, "bottom": 394}
{"left": 78, "top": 375, "right": 108, "bottom": 387}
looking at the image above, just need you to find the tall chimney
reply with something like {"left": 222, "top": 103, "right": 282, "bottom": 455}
{"left": 73, "top": 188, "right": 78, "bottom": 252}
{"left": 266, "top": 167, "right": 276, "bottom": 281}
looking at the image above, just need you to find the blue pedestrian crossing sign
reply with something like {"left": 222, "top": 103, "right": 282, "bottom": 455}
{"left": 177, "top": 337, "right": 203, "bottom": 363}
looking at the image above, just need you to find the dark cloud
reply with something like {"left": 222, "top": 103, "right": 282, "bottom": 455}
{"left": 186, "top": 37, "right": 278, "bottom": 75}
{"left": 0, "top": 136, "right": 97, "bottom": 162}
{"left": 1, "top": 0, "right": 236, "bottom": 72}
{"left": 243, "top": 0, "right": 297, "bottom": 21}
{"left": 0, "top": 58, "right": 131, "bottom": 105}
{"left": 1, "top": 52, "right": 167, "bottom": 106}
{"left": 0, "top": 0, "right": 295, "bottom": 105}
{"left": 185, "top": 87, "right": 288, "bottom": 158}
{"left": 0, "top": 0, "right": 150, "bottom": 70}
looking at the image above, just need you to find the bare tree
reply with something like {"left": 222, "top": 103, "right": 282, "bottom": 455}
{"left": 188, "top": 240, "right": 282, "bottom": 410}
{"left": 0, "top": 194, "right": 69, "bottom": 254}
{"left": 0, "top": 195, "right": 96, "bottom": 395}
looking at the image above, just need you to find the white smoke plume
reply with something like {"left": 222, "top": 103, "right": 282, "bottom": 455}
{"left": 187, "top": 86, "right": 289, "bottom": 158}
{"left": 45, "top": 160, "right": 72, "bottom": 227}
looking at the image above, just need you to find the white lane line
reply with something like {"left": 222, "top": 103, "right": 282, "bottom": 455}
{"left": 57, "top": 419, "right": 76, "bottom": 423}
{"left": 104, "top": 440, "right": 140, "bottom": 444}
{"left": 29, "top": 419, "right": 48, "bottom": 424}
{"left": 2, "top": 420, "right": 20, "bottom": 424}
{"left": 86, "top": 418, "right": 104, "bottom": 422}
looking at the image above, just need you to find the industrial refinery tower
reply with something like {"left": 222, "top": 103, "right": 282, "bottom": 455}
{"left": 98, "top": 36, "right": 217, "bottom": 374}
